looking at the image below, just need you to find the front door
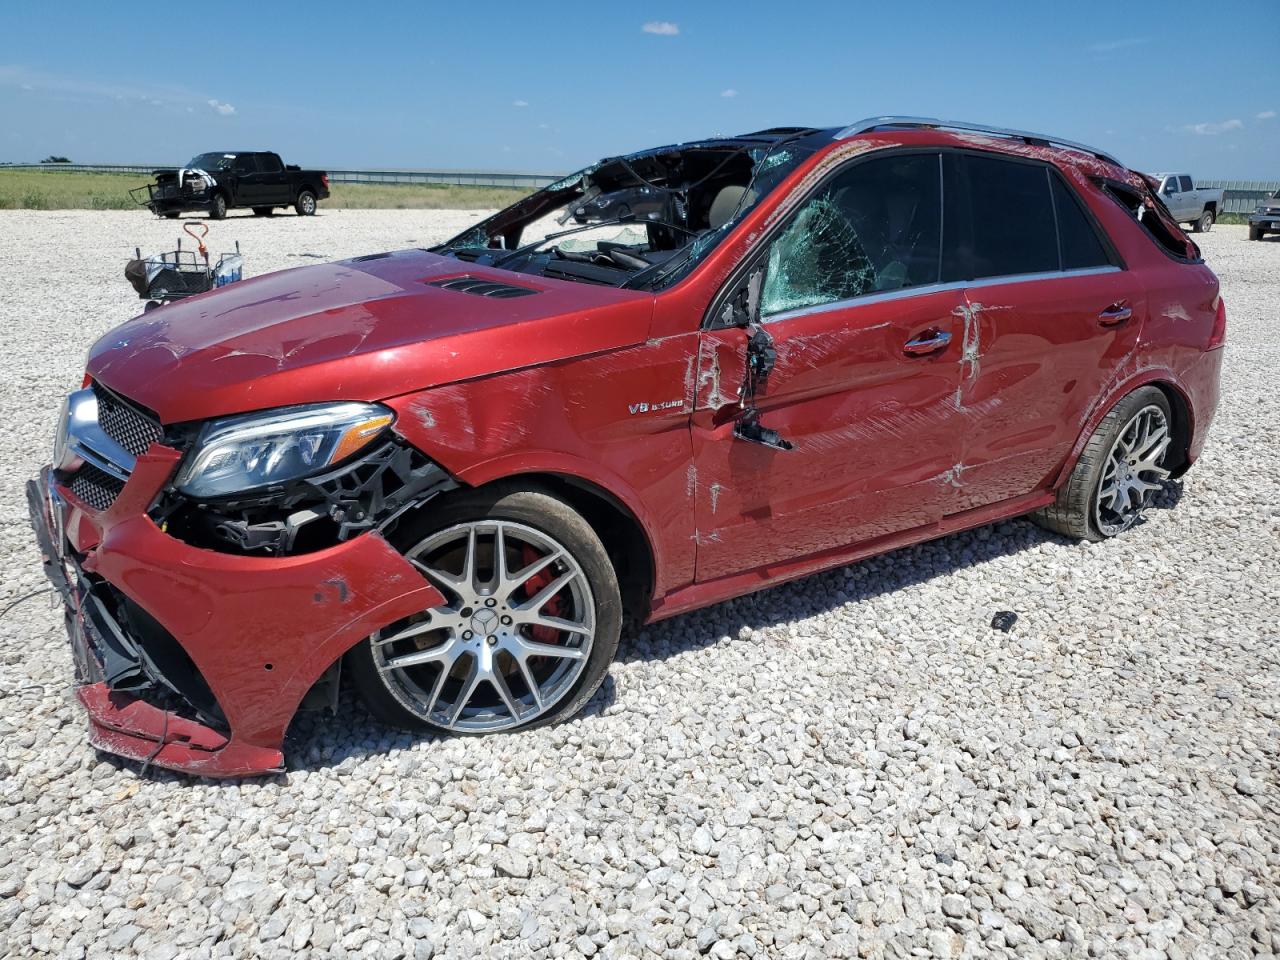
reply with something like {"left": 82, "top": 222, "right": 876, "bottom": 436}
{"left": 232, "top": 154, "right": 265, "bottom": 204}
{"left": 690, "top": 151, "right": 968, "bottom": 582}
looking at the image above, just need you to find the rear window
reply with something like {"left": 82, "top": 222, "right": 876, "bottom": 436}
{"left": 1050, "top": 175, "right": 1112, "bottom": 270}
{"left": 964, "top": 155, "right": 1059, "bottom": 279}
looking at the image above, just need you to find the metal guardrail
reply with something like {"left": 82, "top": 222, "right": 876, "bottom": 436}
{"left": 0, "top": 162, "right": 563, "bottom": 190}
{"left": 2, "top": 164, "right": 1275, "bottom": 210}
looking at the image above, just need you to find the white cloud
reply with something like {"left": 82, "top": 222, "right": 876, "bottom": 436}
{"left": 1, "top": 64, "right": 229, "bottom": 114}
{"left": 642, "top": 21, "right": 679, "bottom": 35}
{"left": 512, "top": 99, "right": 529, "bottom": 108}
{"left": 720, "top": 88, "right": 738, "bottom": 98}
{"left": 1178, "top": 118, "right": 1243, "bottom": 136}
{"left": 1258, "top": 110, "right": 1277, "bottom": 121}
{"left": 207, "top": 99, "right": 236, "bottom": 115}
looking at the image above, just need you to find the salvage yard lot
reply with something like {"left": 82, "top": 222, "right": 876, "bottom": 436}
{"left": 0, "top": 211, "right": 1276, "bottom": 959}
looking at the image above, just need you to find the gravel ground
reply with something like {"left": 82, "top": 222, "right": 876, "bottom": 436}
{"left": 0, "top": 212, "right": 1276, "bottom": 960}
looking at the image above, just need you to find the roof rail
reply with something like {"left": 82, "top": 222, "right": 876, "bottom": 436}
{"left": 833, "top": 116, "right": 1124, "bottom": 168}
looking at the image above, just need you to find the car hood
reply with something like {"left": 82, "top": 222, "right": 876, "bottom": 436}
{"left": 88, "top": 249, "right": 653, "bottom": 424}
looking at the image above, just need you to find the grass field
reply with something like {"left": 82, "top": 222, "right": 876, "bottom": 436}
{"left": 0, "top": 168, "right": 530, "bottom": 211}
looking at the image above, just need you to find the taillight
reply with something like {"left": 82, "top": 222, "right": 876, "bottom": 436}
{"left": 322, "top": 173, "right": 330, "bottom": 189}
{"left": 1208, "top": 297, "right": 1227, "bottom": 350}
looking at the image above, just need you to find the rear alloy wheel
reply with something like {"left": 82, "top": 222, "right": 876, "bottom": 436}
{"left": 348, "top": 488, "right": 621, "bottom": 734}
{"left": 209, "top": 193, "right": 227, "bottom": 220}
{"left": 1193, "top": 210, "right": 1214, "bottom": 233}
{"left": 295, "top": 190, "right": 317, "bottom": 216}
{"left": 1032, "top": 386, "right": 1173, "bottom": 541}
{"left": 1092, "top": 404, "right": 1173, "bottom": 536}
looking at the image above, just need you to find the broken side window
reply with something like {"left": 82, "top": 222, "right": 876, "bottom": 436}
{"left": 760, "top": 153, "right": 942, "bottom": 318}
{"left": 1097, "top": 178, "right": 1198, "bottom": 261}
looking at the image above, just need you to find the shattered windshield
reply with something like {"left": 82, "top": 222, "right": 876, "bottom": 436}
{"left": 434, "top": 135, "right": 815, "bottom": 290}
{"left": 187, "top": 153, "right": 235, "bottom": 171}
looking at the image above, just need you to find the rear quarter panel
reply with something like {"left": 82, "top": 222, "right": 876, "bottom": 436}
{"left": 1056, "top": 165, "right": 1222, "bottom": 476}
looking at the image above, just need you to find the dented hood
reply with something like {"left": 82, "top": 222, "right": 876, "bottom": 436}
{"left": 88, "top": 250, "right": 652, "bottom": 423}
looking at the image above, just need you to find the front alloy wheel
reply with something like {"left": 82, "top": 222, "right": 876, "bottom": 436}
{"left": 348, "top": 487, "right": 621, "bottom": 734}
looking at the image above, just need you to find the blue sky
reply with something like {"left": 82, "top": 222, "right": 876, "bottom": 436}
{"left": 2, "top": 0, "right": 1276, "bottom": 178}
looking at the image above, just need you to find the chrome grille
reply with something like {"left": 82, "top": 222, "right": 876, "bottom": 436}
{"left": 70, "top": 464, "right": 126, "bottom": 512}
{"left": 92, "top": 384, "right": 162, "bottom": 458}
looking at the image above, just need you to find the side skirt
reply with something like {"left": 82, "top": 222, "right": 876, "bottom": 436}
{"left": 646, "top": 489, "right": 1055, "bottom": 623}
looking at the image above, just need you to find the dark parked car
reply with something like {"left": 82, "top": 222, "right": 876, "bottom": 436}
{"left": 31, "top": 117, "right": 1224, "bottom": 776}
{"left": 1249, "top": 188, "right": 1280, "bottom": 240}
{"left": 132, "top": 151, "right": 329, "bottom": 219}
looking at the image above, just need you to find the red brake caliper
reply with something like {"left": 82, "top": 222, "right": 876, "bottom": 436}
{"left": 520, "top": 544, "right": 564, "bottom": 645}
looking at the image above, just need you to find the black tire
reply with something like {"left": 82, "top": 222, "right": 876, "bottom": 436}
{"left": 1249, "top": 226, "right": 1264, "bottom": 241}
{"left": 209, "top": 193, "right": 227, "bottom": 220}
{"left": 1193, "top": 209, "right": 1214, "bottom": 233}
{"left": 163, "top": 211, "right": 181, "bottom": 220}
{"left": 252, "top": 206, "right": 274, "bottom": 217}
{"left": 1031, "top": 386, "right": 1173, "bottom": 542}
{"left": 295, "top": 190, "right": 317, "bottom": 216}
{"left": 347, "top": 484, "right": 622, "bottom": 735}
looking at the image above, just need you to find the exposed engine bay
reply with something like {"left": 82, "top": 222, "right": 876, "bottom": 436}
{"left": 434, "top": 131, "right": 818, "bottom": 289}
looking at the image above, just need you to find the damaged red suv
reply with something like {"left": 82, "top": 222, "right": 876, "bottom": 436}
{"left": 30, "top": 117, "right": 1224, "bottom": 776}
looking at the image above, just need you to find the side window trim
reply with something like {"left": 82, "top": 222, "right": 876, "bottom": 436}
{"left": 758, "top": 265, "right": 1122, "bottom": 326}
{"left": 701, "top": 146, "right": 1125, "bottom": 331}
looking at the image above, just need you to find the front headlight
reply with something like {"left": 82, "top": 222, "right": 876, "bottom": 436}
{"left": 175, "top": 402, "right": 394, "bottom": 499}
{"left": 1258, "top": 205, "right": 1267, "bottom": 214}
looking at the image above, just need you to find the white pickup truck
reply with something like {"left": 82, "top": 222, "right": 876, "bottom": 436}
{"left": 1152, "top": 173, "right": 1223, "bottom": 233}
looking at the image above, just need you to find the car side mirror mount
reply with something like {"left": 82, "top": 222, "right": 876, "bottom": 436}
{"left": 715, "top": 263, "right": 764, "bottom": 329}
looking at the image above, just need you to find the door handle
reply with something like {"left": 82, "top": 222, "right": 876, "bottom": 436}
{"left": 1098, "top": 303, "right": 1133, "bottom": 327}
{"left": 903, "top": 329, "right": 952, "bottom": 356}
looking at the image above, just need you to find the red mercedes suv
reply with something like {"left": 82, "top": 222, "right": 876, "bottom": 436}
{"left": 29, "top": 118, "right": 1224, "bottom": 776}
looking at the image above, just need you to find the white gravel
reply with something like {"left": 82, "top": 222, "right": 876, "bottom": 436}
{"left": 0, "top": 212, "right": 1276, "bottom": 959}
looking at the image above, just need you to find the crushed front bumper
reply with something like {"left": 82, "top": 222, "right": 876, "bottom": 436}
{"left": 27, "top": 461, "right": 444, "bottom": 778}
{"left": 129, "top": 183, "right": 213, "bottom": 216}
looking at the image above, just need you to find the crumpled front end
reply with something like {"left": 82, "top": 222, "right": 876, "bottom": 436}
{"left": 129, "top": 170, "right": 216, "bottom": 215}
{"left": 27, "top": 387, "right": 445, "bottom": 778}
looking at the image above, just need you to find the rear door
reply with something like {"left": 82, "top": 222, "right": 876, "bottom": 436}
{"left": 942, "top": 152, "right": 1142, "bottom": 511}
{"left": 690, "top": 151, "right": 967, "bottom": 581}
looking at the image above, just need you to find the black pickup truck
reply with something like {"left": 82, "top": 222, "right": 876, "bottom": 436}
{"left": 132, "top": 151, "right": 330, "bottom": 219}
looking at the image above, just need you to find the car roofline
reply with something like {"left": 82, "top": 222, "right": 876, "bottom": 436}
{"left": 833, "top": 116, "right": 1124, "bottom": 169}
